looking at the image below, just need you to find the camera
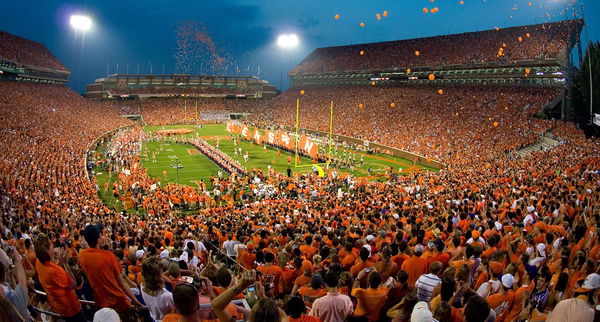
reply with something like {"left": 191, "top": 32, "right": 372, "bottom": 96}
{"left": 179, "top": 276, "right": 205, "bottom": 291}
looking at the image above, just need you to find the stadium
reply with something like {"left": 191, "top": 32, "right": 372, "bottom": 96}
{"left": 0, "top": 2, "right": 599, "bottom": 322}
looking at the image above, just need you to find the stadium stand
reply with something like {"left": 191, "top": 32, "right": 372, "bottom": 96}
{"left": 1, "top": 21, "right": 599, "bottom": 322}
{"left": 291, "top": 20, "right": 583, "bottom": 90}
{"left": 0, "top": 31, "right": 70, "bottom": 83}
{"left": 86, "top": 74, "right": 277, "bottom": 99}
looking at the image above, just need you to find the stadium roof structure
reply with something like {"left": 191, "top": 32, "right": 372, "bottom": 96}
{"left": 290, "top": 20, "right": 584, "bottom": 76}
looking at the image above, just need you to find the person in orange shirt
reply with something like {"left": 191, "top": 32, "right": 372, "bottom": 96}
{"left": 297, "top": 274, "right": 327, "bottom": 308}
{"left": 78, "top": 225, "right": 142, "bottom": 319}
{"left": 486, "top": 274, "right": 515, "bottom": 322}
{"left": 401, "top": 244, "right": 429, "bottom": 288}
{"left": 351, "top": 269, "right": 388, "bottom": 321}
{"left": 257, "top": 252, "right": 284, "bottom": 297}
{"left": 33, "top": 234, "right": 85, "bottom": 321}
{"left": 237, "top": 243, "right": 257, "bottom": 270}
{"left": 350, "top": 247, "right": 373, "bottom": 277}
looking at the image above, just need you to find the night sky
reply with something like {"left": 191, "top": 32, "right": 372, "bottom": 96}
{"left": 1, "top": 0, "right": 598, "bottom": 93}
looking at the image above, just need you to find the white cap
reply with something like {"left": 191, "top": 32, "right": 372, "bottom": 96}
{"left": 495, "top": 222, "right": 502, "bottom": 231}
{"left": 93, "top": 308, "right": 121, "bottom": 322}
{"left": 410, "top": 301, "right": 433, "bottom": 322}
{"left": 580, "top": 273, "right": 600, "bottom": 290}
{"left": 501, "top": 274, "right": 515, "bottom": 288}
{"left": 393, "top": 213, "right": 400, "bottom": 220}
{"left": 363, "top": 244, "right": 372, "bottom": 257}
{"left": 366, "top": 235, "right": 375, "bottom": 242}
{"left": 414, "top": 245, "right": 425, "bottom": 255}
{"left": 135, "top": 249, "right": 145, "bottom": 259}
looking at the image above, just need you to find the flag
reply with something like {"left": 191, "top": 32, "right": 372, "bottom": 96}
{"left": 278, "top": 130, "right": 294, "bottom": 150}
{"left": 123, "top": 169, "right": 131, "bottom": 176}
{"left": 253, "top": 128, "right": 262, "bottom": 145}
{"left": 264, "top": 130, "right": 277, "bottom": 145}
{"left": 300, "top": 133, "right": 319, "bottom": 158}
{"left": 226, "top": 121, "right": 237, "bottom": 133}
{"left": 150, "top": 184, "right": 157, "bottom": 191}
{"left": 241, "top": 124, "right": 251, "bottom": 140}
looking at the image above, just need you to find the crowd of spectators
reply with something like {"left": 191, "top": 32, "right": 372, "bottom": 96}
{"left": 0, "top": 31, "right": 69, "bottom": 71}
{"left": 1, "top": 65, "right": 600, "bottom": 322}
{"left": 291, "top": 20, "right": 582, "bottom": 74}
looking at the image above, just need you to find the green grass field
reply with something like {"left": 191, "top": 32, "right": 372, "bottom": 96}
{"left": 94, "top": 124, "right": 437, "bottom": 211}
{"left": 139, "top": 124, "right": 436, "bottom": 187}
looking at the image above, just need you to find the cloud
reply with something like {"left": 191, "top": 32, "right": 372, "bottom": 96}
{"left": 297, "top": 15, "right": 320, "bottom": 30}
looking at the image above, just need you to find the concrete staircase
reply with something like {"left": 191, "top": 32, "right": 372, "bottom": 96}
{"left": 515, "top": 134, "right": 562, "bottom": 157}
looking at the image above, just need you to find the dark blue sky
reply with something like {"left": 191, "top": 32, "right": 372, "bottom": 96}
{"left": 1, "top": 0, "right": 598, "bottom": 93}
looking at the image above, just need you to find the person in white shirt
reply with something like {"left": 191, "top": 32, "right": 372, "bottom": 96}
{"left": 547, "top": 273, "right": 600, "bottom": 322}
{"left": 222, "top": 234, "right": 240, "bottom": 258}
{"left": 141, "top": 257, "right": 174, "bottom": 322}
{"left": 415, "top": 261, "right": 442, "bottom": 302}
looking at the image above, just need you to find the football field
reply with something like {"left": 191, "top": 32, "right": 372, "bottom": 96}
{"left": 140, "top": 124, "right": 436, "bottom": 187}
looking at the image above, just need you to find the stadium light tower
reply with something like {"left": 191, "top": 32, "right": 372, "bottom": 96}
{"left": 277, "top": 34, "right": 299, "bottom": 90}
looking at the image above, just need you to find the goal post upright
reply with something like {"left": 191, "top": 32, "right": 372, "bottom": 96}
{"left": 294, "top": 98, "right": 334, "bottom": 169}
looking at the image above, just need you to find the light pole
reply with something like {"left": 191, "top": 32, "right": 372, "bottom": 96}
{"left": 70, "top": 15, "right": 92, "bottom": 91}
{"left": 70, "top": 15, "right": 92, "bottom": 55}
{"left": 277, "top": 34, "right": 299, "bottom": 91}
{"left": 176, "top": 157, "right": 180, "bottom": 185}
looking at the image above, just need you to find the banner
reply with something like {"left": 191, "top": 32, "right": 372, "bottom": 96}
{"left": 240, "top": 124, "right": 252, "bottom": 140}
{"left": 226, "top": 121, "right": 239, "bottom": 134}
{"left": 278, "top": 130, "right": 294, "bottom": 150}
{"left": 299, "top": 133, "right": 319, "bottom": 158}
{"left": 264, "top": 130, "right": 277, "bottom": 145}
{"left": 594, "top": 113, "right": 600, "bottom": 126}
{"left": 253, "top": 128, "right": 263, "bottom": 145}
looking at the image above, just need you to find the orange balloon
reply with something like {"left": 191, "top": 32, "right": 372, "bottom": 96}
{"left": 358, "top": 103, "right": 364, "bottom": 109}
{"left": 406, "top": 68, "right": 411, "bottom": 73}
{"left": 518, "top": 36, "right": 523, "bottom": 42}
{"left": 390, "top": 103, "right": 396, "bottom": 108}
{"left": 526, "top": 33, "right": 531, "bottom": 38}
{"left": 371, "top": 81, "right": 376, "bottom": 86}
{"left": 525, "top": 68, "right": 531, "bottom": 74}
{"left": 360, "top": 22, "right": 365, "bottom": 27}
{"left": 423, "top": 8, "right": 429, "bottom": 13}
{"left": 488, "top": 117, "right": 492, "bottom": 121}
{"left": 300, "top": 90, "right": 305, "bottom": 95}
{"left": 438, "top": 89, "right": 443, "bottom": 95}
{"left": 428, "top": 74, "right": 435, "bottom": 81}
{"left": 376, "top": 13, "right": 381, "bottom": 20}
{"left": 360, "top": 50, "right": 365, "bottom": 55}
{"left": 415, "top": 51, "right": 420, "bottom": 56}
{"left": 460, "top": 0, "right": 464, "bottom": 4}
{"left": 383, "top": 10, "right": 388, "bottom": 17}
{"left": 493, "top": 122, "right": 499, "bottom": 127}
{"left": 335, "top": 14, "right": 340, "bottom": 19}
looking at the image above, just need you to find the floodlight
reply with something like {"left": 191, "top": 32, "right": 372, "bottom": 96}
{"left": 70, "top": 15, "right": 92, "bottom": 31}
{"left": 278, "top": 34, "right": 299, "bottom": 48}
